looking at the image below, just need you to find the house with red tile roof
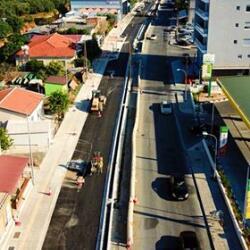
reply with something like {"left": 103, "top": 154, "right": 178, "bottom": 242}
{"left": 0, "top": 155, "right": 32, "bottom": 242}
{"left": 15, "top": 33, "right": 82, "bottom": 66}
{"left": 0, "top": 87, "right": 44, "bottom": 123}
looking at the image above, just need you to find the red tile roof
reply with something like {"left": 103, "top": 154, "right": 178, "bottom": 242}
{"left": 0, "top": 155, "right": 29, "bottom": 193}
{"left": 45, "top": 75, "right": 67, "bottom": 85}
{"left": 0, "top": 88, "right": 12, "bottom": 102}
{"left": 0, "top": 87, "right": 43, "bottom": 116}
{"left": 16, "top": 33, "right": 81, "bottom": 58}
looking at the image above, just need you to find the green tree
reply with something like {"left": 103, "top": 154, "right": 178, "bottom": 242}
{"left": 26, "top": 60, "right": 45, "bottom": 72}
{"left": 0, "top": 33, "right": 28, "bottom": 61}
{"left": 0, "top": 128, "right": 13, "bottom": 150}
{"left": 6, "top": 15, "right": 24, "bottom": 33}
{"left": 46, "top": 61, "right": 65, "bottom": 76}
{"left": 0, "top": 20, "right": 12, "bottom": 39}
{"left": 48, "top": 90, "right": 69, "bottom": 121}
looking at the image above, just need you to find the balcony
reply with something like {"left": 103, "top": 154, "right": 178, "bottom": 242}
{"left": 200, "top": 0, "right": 209, "bottom": 3}
{"left": 196, "top": 8, "right": 209, "bottom": 21}
{"left": 195, "top": 38, "right": 207, "bottom": 53}
{"left": 195, "top": 23, "right": 208, "bottom": 37}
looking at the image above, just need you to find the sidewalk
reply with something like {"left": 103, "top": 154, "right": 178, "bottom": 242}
{"left": 1, "top": 12, "right": 134, "bottom": 250}
{"left": 176, "top": 90, "right": 243, "bottom": 249}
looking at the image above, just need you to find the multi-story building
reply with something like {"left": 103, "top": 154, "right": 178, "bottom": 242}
{"left": 70, "top": 0, "right": 127, "bottom": 18}
{"left": 194, "top": 0, "right": 250, "bottom": 72}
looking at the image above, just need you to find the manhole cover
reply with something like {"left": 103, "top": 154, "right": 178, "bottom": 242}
{"left": 8, "top": 247, "right": 15, "bottom": 250}
{"left": 13, "top": 232, "right": 21, "bottom": 239}
{"left": 141, "top": 134, "right": 145, "bottom": 136}
{"left": 195, "top": 147, "right": 200, "bottom": 151}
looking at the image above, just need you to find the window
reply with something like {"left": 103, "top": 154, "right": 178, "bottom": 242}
{"left": 236, "top": 6, "right": 240, "bottom": 10}
{"left": 244, "top": 22, "right": 250, "bottom": 29}
{"left": 234, "top": 40, "right": 237, "bottom": 44}
{"left": 243, "top": 38, "right": 250, "bottom": 45}
{"left": 235, "top": 23, "right": 239, "bottom": 27}
{"left": 246, "top": 5, "right": 250, "bottom": 12}
{"left": 238, "top": 54, "right": 242, "bottom": 59}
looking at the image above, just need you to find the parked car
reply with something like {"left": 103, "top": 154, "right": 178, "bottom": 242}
{"left": 177, "top": 39, "right": 191, "bottom": 46}
{"left": 179, "top": 231, "right": 200, "bottom": 250}
{"left": 160, "top": 101, "right": 172, "bottom": 114}
{"left": 170, "top": 175, "right": 189, "bottom": 200}
{"left": 67, "top": 159, "right": 89, "bottom": 176}
{"left": 151, "top": 34, "right": 157, "bottom": 40}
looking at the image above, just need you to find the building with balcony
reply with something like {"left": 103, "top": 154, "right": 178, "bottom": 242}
{"left": 70, "top": 0, "right": 127, "bottom": 18}
{"left": 194, "top": 0, "right": 250, "bottom": 72}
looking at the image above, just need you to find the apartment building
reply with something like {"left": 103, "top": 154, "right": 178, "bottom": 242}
{"left": 194, "top": 0, "right": 250, "bottom": 72}
{"left": 70, "top": 0, "right": 126, "bottom": 17}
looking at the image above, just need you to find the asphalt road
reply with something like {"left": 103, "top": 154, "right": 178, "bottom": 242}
{"left": 42, "top": 16, "right": 147, "bottom": 250}
{"left": 133, "top": 19, "right": 211, "bottom": 250}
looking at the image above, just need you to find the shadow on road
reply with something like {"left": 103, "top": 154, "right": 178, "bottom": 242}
{"left": 155, "top": 235, "right": 181, "bottom": 250}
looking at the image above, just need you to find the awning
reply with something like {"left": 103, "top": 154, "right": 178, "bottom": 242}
{"left": 178, "top": 10, "right": 187, "bottom": 19}
{"left": 217, "top": 76, "right": 250, "bottom": 128}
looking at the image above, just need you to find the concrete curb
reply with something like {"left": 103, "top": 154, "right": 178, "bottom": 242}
{"left": 127, "top": 61, "right": 142, "bottom": 249}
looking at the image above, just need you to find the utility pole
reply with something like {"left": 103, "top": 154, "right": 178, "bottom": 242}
{"left": 83, "top": 41, "right": 88, "bottom": 79}
{"left": 26, "top": 113, "right": 35, "bottom": 185}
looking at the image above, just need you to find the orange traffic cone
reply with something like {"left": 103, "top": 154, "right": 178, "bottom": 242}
{"left": 14, "top": 215, "right": 21, "bottom": 226}
{"left": 133, "top": 196, "right": 138, "bottom": 204}
{"left": 47, "top": 187, "right": 52, "bottom": 196}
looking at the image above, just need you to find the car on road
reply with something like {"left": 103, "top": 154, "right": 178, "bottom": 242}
{"left": 170, "top": 175, "right": 189, "bottom": 200}
{"left": 160, "top": 101, "right": 172, "bottom": 114}
{"left": 147, "top": 34, "right": 157, "bottom": 40}
{"left": 179, "top": 231, "right": 200, "bottom": 249}
{"left": 67, "top": 159, "right": 89, "bottom": 176}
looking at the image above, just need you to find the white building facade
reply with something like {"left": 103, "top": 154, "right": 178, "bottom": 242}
{"left": 194, "top": 0, "right": 250, "bottom": 70}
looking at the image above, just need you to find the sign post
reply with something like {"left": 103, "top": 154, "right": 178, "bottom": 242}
{"left": 202, "top": 54, "right": 215, "bottom": 97}
{"left": 244, "top": 166, "right": 250, "bottom": 223}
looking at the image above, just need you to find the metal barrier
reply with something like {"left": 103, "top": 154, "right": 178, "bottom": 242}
{"left": 96, "top": 56, "right": 132, "bottom": 250}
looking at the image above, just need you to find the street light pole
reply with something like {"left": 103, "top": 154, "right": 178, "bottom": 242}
{"left": 177, "top": 68, "right": 188, "bottom": 101}
{"left": 26, "top": 114, "right": 35, "bottom": 185}
{"left": 202, "top": 131, "right": 217, "bottom": 179}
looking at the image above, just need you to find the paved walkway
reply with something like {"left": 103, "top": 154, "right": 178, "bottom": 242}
{"left": 176, "top": 88, "right": 243, "bottom": 249}
{"left": 1, "top": 12, "right": 135, "bottom": 250}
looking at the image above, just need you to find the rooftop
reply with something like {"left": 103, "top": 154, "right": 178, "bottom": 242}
{"left": 0, "top": 155, "right": 29, "bottom": 193}
{"left": 0, "top": 87, "right": 43, "bottom": 116}
{"left": 16, "top": 33, "right": 81, "bottom": 58}
{"left": 45, "top": 75, "right": 67, "bottom": 85}
{"left": 217, "top": 76, "right": 250, "bottom": 128}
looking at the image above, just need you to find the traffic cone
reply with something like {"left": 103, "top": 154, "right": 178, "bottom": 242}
{"left": 133, "top": 196, "right": 138, "bottom": 204}
{"left": 14, "top": 215, "right": 21, "bottom": 226}
{"left": 47, "top": 187, "right": 52, "bottom": 196}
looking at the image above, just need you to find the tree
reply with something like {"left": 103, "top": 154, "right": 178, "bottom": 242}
{"left": 48, "top": 90, "right": 69, "bottom": 121}
{"left": 6, "top": 15, "right": 24, "bottom": 33}
{"left": 46, "top": 61, "right": 65, "bottom": 76}
{"left": 26, "top": 60, "right": 45, "bottom": 72}
{"left": 85, "top": 38, "right": 102, "bottom": 63}
{"left": 0, "top": 128, "right": 13, "bottom": 150}
{"left": 0, "top": 20, "right": 12, "bottom": 39}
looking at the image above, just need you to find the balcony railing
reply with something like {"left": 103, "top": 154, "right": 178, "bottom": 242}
{"left": 194, "top": 38, "right": 207, "bottom": 53}
{"left": 196, "top": 8, "right": 209, "bottom": 20}
{"left": 195, "top": 23, "right": 208, "bottom": 37}
{"left": 200, "top": 0, "right": 209, "bottom": 3}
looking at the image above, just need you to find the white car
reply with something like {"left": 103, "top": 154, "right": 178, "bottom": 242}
{"left": 160, "top": 101, "right": 172, "bottom": 114}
